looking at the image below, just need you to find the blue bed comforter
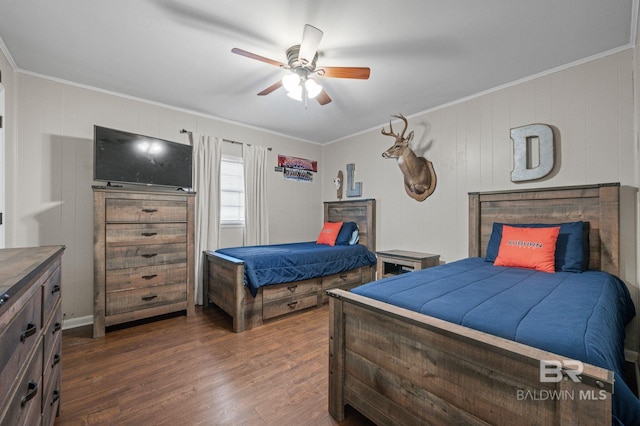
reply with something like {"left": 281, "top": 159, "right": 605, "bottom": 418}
{"left": 351, "top": 257, "right": 639, "bottom": 426}
{"left": 215, "top": 242, "right": 377, "bottom": 297}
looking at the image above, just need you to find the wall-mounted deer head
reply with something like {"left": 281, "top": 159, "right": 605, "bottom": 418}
{"left": 381, "top": 113, "right": 436, "bottom": 201}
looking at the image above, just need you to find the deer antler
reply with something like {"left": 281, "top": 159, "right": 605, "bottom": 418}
{"left": 381, "top": 113, "right": 409, "bottom": 140}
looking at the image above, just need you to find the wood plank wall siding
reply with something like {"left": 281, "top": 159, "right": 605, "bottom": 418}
{"left": 56, "top": 306, "right": 373, "bottom": 425}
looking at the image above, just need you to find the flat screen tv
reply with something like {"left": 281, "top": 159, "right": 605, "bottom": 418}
{"left": 94, "top": 125, "right": 193, "bottom": 189}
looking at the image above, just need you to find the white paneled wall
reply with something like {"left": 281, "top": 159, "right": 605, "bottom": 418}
{"left": 325, "top": 51, "right": 634, "bottom": 260}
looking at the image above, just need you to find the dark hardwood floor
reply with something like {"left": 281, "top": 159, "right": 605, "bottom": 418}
{"left": 55, "top": 305, "right": 374, "bottom": 426}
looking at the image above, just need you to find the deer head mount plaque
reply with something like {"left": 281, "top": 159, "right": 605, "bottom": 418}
{"left": 381, "top": 114, "right": 437, "bottom": 202}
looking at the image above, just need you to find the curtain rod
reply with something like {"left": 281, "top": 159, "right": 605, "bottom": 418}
{"left": 180, "top": 129, "right": 272, "bottom": 151}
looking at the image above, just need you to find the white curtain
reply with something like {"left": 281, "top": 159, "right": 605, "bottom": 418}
{"left": 243, "top": 145, "right": 269, "bottom": 246}
{"left": 192, "top": 134, "right": 222, "bottom": 305}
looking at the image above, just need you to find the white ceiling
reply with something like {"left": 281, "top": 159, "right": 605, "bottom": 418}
{"left": 0, "top": 0, "right": 636, "bottom": 143}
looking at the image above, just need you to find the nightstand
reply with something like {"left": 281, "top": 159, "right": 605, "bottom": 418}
{"left": 376, "top": 250, "right": 440, "bottom": 279}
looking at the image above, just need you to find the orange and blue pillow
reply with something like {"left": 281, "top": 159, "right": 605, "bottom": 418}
{"left": 485, "top": 221, "right": 589, "bottom": 272}
{"left": 316, "top": 221, "right": 343, "bottom": 246}
{"left": 494, "top": 225, "right": 560, "bottom": 273}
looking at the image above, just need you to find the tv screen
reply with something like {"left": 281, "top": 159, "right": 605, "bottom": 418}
{"left": 94, "top": 126, "right": 193, "bottom": 189}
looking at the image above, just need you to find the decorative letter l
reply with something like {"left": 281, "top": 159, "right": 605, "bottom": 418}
{"left": 346, "top": 163, "right": 362, "bottom": 197}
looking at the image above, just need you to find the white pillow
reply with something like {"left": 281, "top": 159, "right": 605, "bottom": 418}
{"left": 349, "top": 228, "right": 359, "bottom": 245}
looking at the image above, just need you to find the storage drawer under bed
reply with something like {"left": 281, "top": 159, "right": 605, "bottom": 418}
{"left": 262, "top": 278, "right": 321, "bottom": 320}
{"left": 263, "top": 294, "right": 319, "bottom": 320}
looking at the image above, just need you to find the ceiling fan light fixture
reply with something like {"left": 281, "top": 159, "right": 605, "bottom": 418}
{"left": 282, "top": 73, "right": 301, "bottom": 92}
{"left": 305, "top": 78, "right": 322, "bottom": 99}
{"left": 286, "top": 85, "right": 303, "bottom": 101}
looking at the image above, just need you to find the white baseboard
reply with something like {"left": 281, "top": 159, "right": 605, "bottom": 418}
{"left": 62, "top": 315, "right": 93, "bottom": 330}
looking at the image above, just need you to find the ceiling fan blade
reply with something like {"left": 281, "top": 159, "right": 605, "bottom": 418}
{"left": 320, "top": 66, "right": 370, "bottom": 79}
{"left": 231, "top": 48, "right": 285, "bottom": 68}
{"left": 257, "top": 80, "right": 283, "bottom": 96}
{"left": 316, "top": 89, "right": 332, "bottom": 105}
{"left": 298, "top": 24, "right": 323, "bottom": 64}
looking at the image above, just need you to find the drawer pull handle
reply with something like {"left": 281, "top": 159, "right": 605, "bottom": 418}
{"left": 20, "top": 323, "right": 37, "bottom": 343}
{"left": 141, "top": 232, "right": 158, "bottom": 237}
{"left": 141, "top": 295, "right": 158, "bottom": 301}
{"left": 287, "top": 301, "right": 298, "bottom": 309}
{"left": 52, "top": 354, "right": 61, "bottom": 368}
{"left": 53, "top": 322, "right": 62, "bottom": 334}
{"left": 287, "top": 285, "right": 298, "bottom": 292}
{"left": 142, "top": 208, "right": 158, "bottom": 213}
{"left": 51, "top": 390, "right": 60, "bottom": 406}
{"left": 0, "top": 293, "right": 10, "bottom": 305}
{"left": 340, "top": 273, "right": 348, "bottom": 280}
{"left": 51, "top": 284, "right": 61, "bottom": 294}
{"left": 142, "top": 274, "right": 158, "bottom": 280}
{"left": 21, "top": 381, "right": 38, "bottom": 407}
{"left": 141, "top": 253, "right": 158, "bottom": 258}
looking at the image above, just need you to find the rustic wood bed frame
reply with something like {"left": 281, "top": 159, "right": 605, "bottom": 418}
{"left": 203, "top": 199, "right": 376, "bottom": 332}
{"left": 329, "top": 183, "right": 621, "bottom": 425}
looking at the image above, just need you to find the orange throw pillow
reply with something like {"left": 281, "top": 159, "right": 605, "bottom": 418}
{"left": 494, "top": 225, "right": 560, "bottom": 273}
{"left": 316, "top": 221, "right": 343, "bottom": 246}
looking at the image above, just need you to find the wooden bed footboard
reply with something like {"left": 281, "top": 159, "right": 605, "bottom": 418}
{"left": 204, "top": 252, "right": 251, "bottom": 332}
{"left": 328, "top": 289, "right": 613, "bottom": 425}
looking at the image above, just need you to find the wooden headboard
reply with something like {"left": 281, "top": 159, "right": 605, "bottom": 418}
{"left": 468, "top": 183, "right": 619, "bottom": 275}
{"left": 324, "top": 199, "right": 376, "bottom": 252}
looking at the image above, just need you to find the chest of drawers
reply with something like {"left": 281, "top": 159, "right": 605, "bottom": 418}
{"left": 93, "top": 188, "right": 195, "bottom": 337}
{"left": 0, "top": 246, "right": 64, "bottom": 426}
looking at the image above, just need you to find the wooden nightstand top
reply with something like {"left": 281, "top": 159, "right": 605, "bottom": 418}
{"left": 376, "top": 250, "right": 440, "bottom": 261}
{"left": 376, "top": 250, "right": 440, "bottom": 279}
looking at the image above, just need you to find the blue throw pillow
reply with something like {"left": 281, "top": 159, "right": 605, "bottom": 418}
{"left": 336, "top": 222, "right": 358, "bottom": 245}
{"left": 484, "top": 221, "right": 589, "bottom": 272}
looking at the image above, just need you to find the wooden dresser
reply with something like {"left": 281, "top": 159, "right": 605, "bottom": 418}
{"left": 93, "top": 187, "right": 195, "bottom": 338}
{"left": 0, "top": 246, "right": 65, "bottom": 426}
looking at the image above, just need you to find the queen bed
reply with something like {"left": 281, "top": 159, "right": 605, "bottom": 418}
{"left": 328, "top": 183, "right": 640, "bottom": 426}
{"left": 203, "top": 199, "right": 377, "bottom": 332}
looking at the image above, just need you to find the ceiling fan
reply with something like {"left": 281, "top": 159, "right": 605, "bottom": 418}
{"left": 232, "top": 24, "right": 370, "bottom": 106}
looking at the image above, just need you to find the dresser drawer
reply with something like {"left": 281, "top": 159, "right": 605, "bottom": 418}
{"left": 42, "top": 357, "right": 61, "bottom": 426}
{"left": 105, "top": 243, "right": 187, "bottom": 270}
{"left": 106, "top": 223, "right": 187, "bottom": 246}
{"left": 106, "top": 283, "right": 187, "bottom": 316}
{"left": 43, "top": 328, "right": 61, "bottom": 409}
{"left": 263, "top": 294, "right": 319, "bottom": 320}
{"left": 0, "top": 341, "right": 43, "bottom": 426}
{"left": 42, "top": 265, "right": 61, "bottom": 327}
{"left": 106, "top": 199, "right": 187, "bottom": 223}
{"left": 262, "top": 278, "right": 320, "bottom": 302}
{"left": 0, "top": 292, "right": 41, "bottom": 407}
{"left": 106, "top": 263, "right": 187, "bottom": 292}
{"left": 43, "top": 301, "right": 62, "bottom": 380}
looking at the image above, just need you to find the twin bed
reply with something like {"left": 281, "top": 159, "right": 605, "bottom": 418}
{"left": 203, "top": 199, "right": 377, "bottom": 332}
{"left": 328, "top": 183, "right": 639, "bottom": 425}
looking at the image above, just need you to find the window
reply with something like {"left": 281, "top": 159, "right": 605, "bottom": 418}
{"left": 220, "top": 155, "right": 244, "bottom": 226}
